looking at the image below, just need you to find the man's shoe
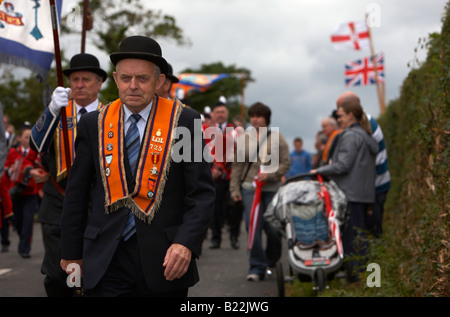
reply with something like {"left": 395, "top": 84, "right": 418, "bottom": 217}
{"left": 246, "top": 274, "right": 260, "bottom": 282}
{"left": 209, "top": 241, "right": 220, "bottom": 249}
{"left": 230, "top": 236, "right": 239, "bottom": 249}
{"left": 265, "top": 267, "right": 274, "bottom": 278}
{"left": 20, "top": 252, "right": 30, "bottom": 258}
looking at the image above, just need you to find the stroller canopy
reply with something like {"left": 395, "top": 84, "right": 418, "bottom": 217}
{"left": 265, "top": 178, "right": 348, "bottom": 244}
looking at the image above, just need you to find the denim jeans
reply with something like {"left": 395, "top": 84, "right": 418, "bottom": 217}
{"left": 242, "top": 188, "right": 281, "bottom": 277}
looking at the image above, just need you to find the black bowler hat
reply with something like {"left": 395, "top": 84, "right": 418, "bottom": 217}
{"left": 110, "top": 36, "right": 168, "bottom": 75}
{"left": 166, "top": 63, "right": 179, "bottom": 83}
{"left": 63, "top": 53, "right": 107, "bottom": 82}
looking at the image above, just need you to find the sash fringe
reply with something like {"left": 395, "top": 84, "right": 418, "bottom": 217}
{"left": 98, "top": 105, "right": 110, "bottom": 214}
{"left": 56, "top": 169, "right": 68, "bottom": 182}
{"left": 142, "top": 98, "right": 183, "bottom": 223}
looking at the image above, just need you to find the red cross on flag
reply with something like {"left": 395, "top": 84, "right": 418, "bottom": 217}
{"left": 345, "top": 53, "right": 384, "bottom": 87}
{"left": 330, "top": 20, "right": 370, "bottom": 51}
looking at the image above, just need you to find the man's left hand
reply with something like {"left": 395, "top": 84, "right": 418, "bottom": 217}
{"left": 163, "top": 243, "right": 191, "bottom": 281}
{"left": 257, "top": 172, "right": 269, "bottom": 182}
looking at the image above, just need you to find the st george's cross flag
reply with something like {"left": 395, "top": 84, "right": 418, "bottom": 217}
{"left": 345, "top": 53, "right": 384, "bottom": 87}
{"left": 330, "top": 20, "right": 370, "bottom": 51}
{"left": 0, "top": 0, "right": 62, "bottom": 80}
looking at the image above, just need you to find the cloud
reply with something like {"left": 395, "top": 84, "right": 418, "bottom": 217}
{"left": 61, "top": 0, "right": 447, "bottom": 152}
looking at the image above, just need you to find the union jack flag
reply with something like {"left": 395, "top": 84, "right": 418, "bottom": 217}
{"left": 345, "top": 53, "right": 384, "bottom": 87}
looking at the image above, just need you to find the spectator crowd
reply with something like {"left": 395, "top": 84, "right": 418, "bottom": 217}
{"left": 0, "top": 46, "right": 390, "bottom": 297}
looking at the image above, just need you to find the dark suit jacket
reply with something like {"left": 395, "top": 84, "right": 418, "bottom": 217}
{"left": 61, "top": 101, "right": 214, "bottom": 292}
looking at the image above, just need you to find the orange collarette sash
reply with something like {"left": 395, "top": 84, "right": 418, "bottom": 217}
{"left": 321, "top": 129, "right": 340, "bottom": 163}
{"left": 54, "top": 100, "right": 103, "bottom": 181}
{"left": 98, "top": 96, "right": 183, "bottom": 223}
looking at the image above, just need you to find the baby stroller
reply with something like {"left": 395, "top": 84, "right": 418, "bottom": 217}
{"left": 265, "top": 173, "right": 348, "bottom": 294}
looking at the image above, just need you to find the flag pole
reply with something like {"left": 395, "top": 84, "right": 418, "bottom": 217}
{"left": 50, "top": 0, "right": 72, "bottom": 175}
{"left": 240, "top": 73, "right": 246, "bottom": 118}
{"left": 81, "top": 0, "right": 89, "bottom": 53}
{"left": 366, "top": 13, "right": 386, "bottom": 115}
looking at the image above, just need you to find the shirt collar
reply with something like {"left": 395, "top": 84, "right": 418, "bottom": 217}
{"left": 76, "top": 99, "right": 100, "bottom": 114}
{"left": 123, "top": 101, "right": 153, "bottom": 123}
{"left": 217, "top": 121, "right": 228, "bottom": 131}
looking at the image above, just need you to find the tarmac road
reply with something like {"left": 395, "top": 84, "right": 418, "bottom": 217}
{"left": 190, "top": 228, "right": 283, "bottom": 297}
{"left": 0, "top": 222, "right": 46, "bottom": 297}
{"left": 0, "top": 222, "right": 287, "bottom": 297}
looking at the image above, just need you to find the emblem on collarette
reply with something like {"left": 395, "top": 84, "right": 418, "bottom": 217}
{"left": 147, "top": 178, "right": 155, "bottom": 199}
{"left": 59, "top": 117, "right": 75, "bottom": 130}
{"left": 105, "top": 154, "right": 113, "bottom": 177}
{"left": 150, "top": 152, "right": 160, "bottom": 176}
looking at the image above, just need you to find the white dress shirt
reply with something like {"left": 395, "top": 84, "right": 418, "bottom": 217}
{"left": 76, "top": 99, "right": 101, "bottom": 122}
{"left": 123, "top": 102, "right": 153, "bottom": 141}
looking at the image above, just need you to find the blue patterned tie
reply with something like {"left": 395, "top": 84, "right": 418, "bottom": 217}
{"left": 122, "top": 113, "right": 141, "bottom": 240}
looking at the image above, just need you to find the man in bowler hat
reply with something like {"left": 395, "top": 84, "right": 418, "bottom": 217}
{"left": 60, "top": 36, "right": 214, "bottom": 296}
{"left": 30, "top": 53, "right": 106, "bottom": 296}
{"left": 156, "top": 63, "right": 179, "bottom": 99}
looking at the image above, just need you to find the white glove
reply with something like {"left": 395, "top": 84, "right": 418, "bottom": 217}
{"left": 49, "top": 87, "right": 71, "bottom": 115}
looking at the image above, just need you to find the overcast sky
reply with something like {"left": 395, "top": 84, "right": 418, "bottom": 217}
{"left": 62, "top": 0, "right": 447, "bottom": 152}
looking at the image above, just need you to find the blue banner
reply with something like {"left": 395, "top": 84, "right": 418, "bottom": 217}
{"left": 0, "top": 0, "right": 62, "bottom": 79}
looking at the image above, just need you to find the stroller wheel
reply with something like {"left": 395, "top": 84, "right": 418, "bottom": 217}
{"left": 276, "top": 262, "right": 285, "bottom": 297}
{"left": 314, "top": 268, "right": 326, "bottom": 292}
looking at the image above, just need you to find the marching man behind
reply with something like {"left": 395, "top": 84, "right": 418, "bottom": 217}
{"left": 30, "top": 53, "right": 106, "bottom": 297}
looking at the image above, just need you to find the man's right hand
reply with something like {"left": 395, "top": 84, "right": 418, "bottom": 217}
{"left": 30, "top": 168, "right": 49, "bottom": 183}
{"left": 232, "top": 194, "right": 242, "bottom": 203}
{"left": 49, "top": 87, "right": 71, "bottom": 115}
{"left": 60, "top": 259, "right": 83, "bottom": 276}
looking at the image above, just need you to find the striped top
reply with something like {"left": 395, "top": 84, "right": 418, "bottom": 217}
{"left": 367, "top": 113, "right": 391, "bottom": 194}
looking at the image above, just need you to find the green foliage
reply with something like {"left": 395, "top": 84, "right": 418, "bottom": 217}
{"left": 62, "top": 0, "right": 191, "bottom": 52}
{"left": 288, "top": 1, "right": 450, "bottom": 298}
{"left": 1, "top": 0, "right": 190, "bottom": 130}
{"left": 0, "top": 66, "right": 58, "bottom": 129}
{"left": 179, "top": 62, "right": 254, "bottom": 120}
{"left": 61, "top": 0, "right": 192, "bottom": 103}
{"left": 377, "top": 2, "right": 449, "bottom": 296}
